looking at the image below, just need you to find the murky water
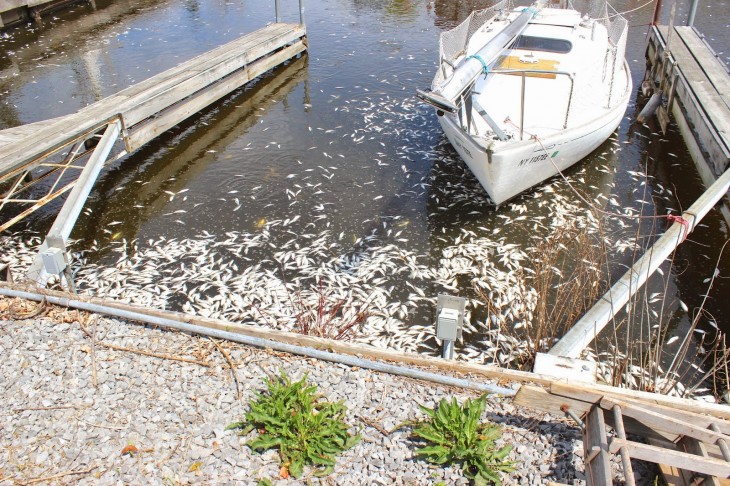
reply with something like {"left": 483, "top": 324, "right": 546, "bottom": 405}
{"left": 1, "top": 0, "right": 728, "bottom": 358}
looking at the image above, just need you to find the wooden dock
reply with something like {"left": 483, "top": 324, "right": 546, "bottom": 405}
{"left": 0, "top": 0, "right": 84, "bottom": 28}
{"left": 0, "top": 19, "right": 306, "bottom": 283}
{"left": 539, "top": 23, "right": 730, "bottom": 405}
{"left": 644, "top": 25, "right": 730, "bottom": 188}
{"left": 0, "top": 22, "right": 306, "bottom": 178}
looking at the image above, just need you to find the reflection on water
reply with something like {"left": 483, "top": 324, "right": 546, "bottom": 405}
{"left": 1, "top": 0, "right": 728, "bottom": 348}
{"left": 75, "top": 56, "right": 311, "bottom": 259}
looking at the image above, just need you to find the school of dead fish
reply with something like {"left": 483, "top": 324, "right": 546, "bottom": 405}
{"left": 0, "top": 1, "right": 723, "bottom": 402}
{"left": 1, "top": 135, "right": 716, "bottom": 401}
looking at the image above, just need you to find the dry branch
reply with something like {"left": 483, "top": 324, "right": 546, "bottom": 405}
{"left": 209, "top": 337, "right": 241, "bottom": 400}
{"left": 19, "top": 466, "right": 98, "bottom": 485}
{"left": 100, "top": 342, "right": 211, "bottom": 367}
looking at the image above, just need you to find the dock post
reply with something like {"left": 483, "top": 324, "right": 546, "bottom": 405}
{"left": 441, "top": 340, "right": 454, "bottom": 360}
{"left": 686, "top": 0, "right": 699, "bottom": 27}
{"left": 275, "top": 0, "right": 281, "bottom": 23}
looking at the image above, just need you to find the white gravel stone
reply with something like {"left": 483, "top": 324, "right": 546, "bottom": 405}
{"left": 0, "top": 309, "right": 657, "bottom": 484}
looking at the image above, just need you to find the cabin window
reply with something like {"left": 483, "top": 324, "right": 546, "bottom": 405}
{"left": 510, "top": 36, "right": 572, "bottom": 54}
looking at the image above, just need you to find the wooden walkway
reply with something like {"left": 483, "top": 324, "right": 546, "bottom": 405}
{"left": 0, "top": 22, "right": 306, "bottom": 179}
{"left": 0, "top": 21, "right": 306, "bottom": 285}
{"left": 516, "top": 383, "right": 730, "bottom": 485}
{"left": 646, "top": 25, "right": 730, "bottom": 180}
{"left": 0, "top": 22, "right": 306, "bottom": 235}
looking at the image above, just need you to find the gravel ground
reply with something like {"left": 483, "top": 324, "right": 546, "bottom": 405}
{"left": 0, "top": 297, "right": 656, "bottom": 485}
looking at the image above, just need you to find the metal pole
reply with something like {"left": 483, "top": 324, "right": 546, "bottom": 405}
{"left": 50, "top": 121, "right": 121, "bottom": 242}
{"left": 442, "top": 339, "right": 454, "bottom": 360}
{"left": 549, "top": 166, "right": 730, "bottom": 358}
{"left": 299, "top": 0, "right": 305, "bottom": 25}
{"left": 686, "top": 0, "right": 699, "bottom": 27}
{"left": 520, "top": 72, "right": 526, "bottom": 141}
{"left": 275, "top": 0, "right": 281, "bottom": 23}
{"left": 652, "top": 0, "right": 663, "bottom": 26}
{"left": 0, "top": 285, "right": 516, "bottom": 396}
{"left": 612, "top": 405, "right": 636, "bottom": 485}
{"left": 27, "top": 121, "right": 121, "bottom": 284}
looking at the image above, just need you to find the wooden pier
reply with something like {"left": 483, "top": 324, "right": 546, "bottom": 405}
{"left": 0, "top": 17, "right": 306, "bottom": 283}
{"left": 0, "top": 0, "right": 85, "bottom": 28}
{"left": 644, "top": 24, "right": 730, "bottom": 193}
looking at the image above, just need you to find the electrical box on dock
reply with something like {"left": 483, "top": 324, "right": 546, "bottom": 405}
{"left": 436, "top": 294, "right": 465, "bottom": 342}
{"left": 41, "top": 247, "right": 67, "bottom": 275}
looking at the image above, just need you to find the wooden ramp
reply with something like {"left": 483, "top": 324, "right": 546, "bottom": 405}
{"left": 645, "top": 25, "right": 730, "bottom": 179}
{"left": 516, "top": 384, "right": 730, "bottom": 485}
{"left": 0, "top": 22, "right": 306, "bottom": 235}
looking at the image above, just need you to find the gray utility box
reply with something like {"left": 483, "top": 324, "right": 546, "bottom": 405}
{"left": 436, "top": 294, "right": 465, "bottom": 342}
{"left": 41, "top": 247, "right": 67, "bottom": 274}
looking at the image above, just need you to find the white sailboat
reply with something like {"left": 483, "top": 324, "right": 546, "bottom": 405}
{"left": 418, "top": 0, "right": 631, "bottom": 205}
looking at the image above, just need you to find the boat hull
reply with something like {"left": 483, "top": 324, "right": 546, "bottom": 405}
{"left": 427, "top": 2, "right": 632, "bottom": 205}
{"left": 438, "top": 72, "right": 630, "bottom": 205}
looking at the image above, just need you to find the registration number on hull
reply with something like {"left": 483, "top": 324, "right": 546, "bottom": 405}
{"left": 518, "top": 150, "right": 558, "bottom": 166}
{"left": 518, "top": 153, "right": 548, "bottom": 166}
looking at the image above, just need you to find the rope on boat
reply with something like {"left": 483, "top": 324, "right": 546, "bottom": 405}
{"left": 466, "top": 54, "right": 490, "bottom": 76}
{"left": 534, "top": 132, "right": 691, "bottom": 234}
{"left": 599, "top": 0, "right": 656, "bottom": 21}
{"left": 502, "top": 118, "right": 692, "bottom": 236}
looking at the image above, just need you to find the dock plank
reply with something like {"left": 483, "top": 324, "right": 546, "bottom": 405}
{"left": 125, "top": 40, "right": 307, "bottom": 152}
{"left": 112, "top": 23, "right": 297, "bottom": 103}
{"left": 659, "top": 26, "right": 730, "bottom": 155}
{"left": 674, "top": 26, "right": 730, "bottom": 111}
{"left": 122, "top": 25, "right": 305, "bottom": 126}
{"left": 0, "top": 116, "right": 70, "bottom": 149}
{"left": 0, "top": 23, "right": 305, "bottom": 180}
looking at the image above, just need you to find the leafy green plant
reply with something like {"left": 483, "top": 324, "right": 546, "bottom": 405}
{"left": 399, "top": 394, "right": 513, "bottom": 485}
{"left": 226, "top": 371, "right": 359, "bottom": 479}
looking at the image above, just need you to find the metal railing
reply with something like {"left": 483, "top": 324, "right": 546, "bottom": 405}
{"left": 275, "top": 0, "right": 305, "bottom": 25}
{"left": 490, "top": 68, "right": 575, "bottom": 141}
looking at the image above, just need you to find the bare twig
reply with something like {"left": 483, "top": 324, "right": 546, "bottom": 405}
{"left": 156, "top": 437, "right": 183, "bottom": 468}
{"left": 13, "top": 405, "right": 82, "bottom": 413}
{"left": 7, "top": 297, "right": 47, "bottom": 320}
{"left": 100, "top": 343, "right": 211, "bottom": 367}
{"left": 79, "top": 314, "right": 99, "bottom": 387}
{"left": 77, "top": 418, "right": 126, "bottom": 431}
{"left": 357, "top": 415, "right": 389, "bottom": 436}
{"left": 19, "top": 465, "right": 98, "bottom": 485}
{"left": 209, "top": 337, "right": 241, "bottom": 400}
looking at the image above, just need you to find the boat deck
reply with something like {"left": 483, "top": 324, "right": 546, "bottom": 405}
{"left": 471, "top": 16, "right": 625, "bottom": 140}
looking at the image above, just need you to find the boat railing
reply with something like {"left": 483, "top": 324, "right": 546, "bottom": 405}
{"left": 489, "top": 68, "right": 574, "bottom": 141}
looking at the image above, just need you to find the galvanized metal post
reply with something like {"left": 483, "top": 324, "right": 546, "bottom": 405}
{"left": 441, "top": 339, "right": 455, "bottom": 359}
{"left": 275, "top": 0, "right": 281, "bottom": 23}
{"left": 27, "top": 120, "right": 122, "bottom": 285}
{"left": 299, "top": 0, "right": 305, "bottom": 25}
{"left": 686, "top": 0, "right": 699, "bottom": 27}
{"left": 519, "top": 72, "right": 526, "bottom": 141}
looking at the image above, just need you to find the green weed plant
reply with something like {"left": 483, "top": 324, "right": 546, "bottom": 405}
{"left": 401, "top": 394, "right": 513, "bottom": 485}
{"left": 227, "top": 371, "right": 359, "bottom": 479}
